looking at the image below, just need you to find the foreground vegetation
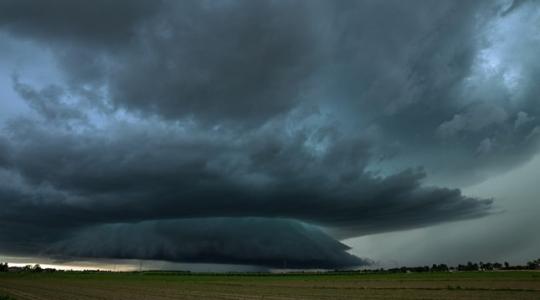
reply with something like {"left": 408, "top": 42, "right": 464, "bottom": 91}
{"left": 1, "top": 270, "right": 539, "bottom": 300}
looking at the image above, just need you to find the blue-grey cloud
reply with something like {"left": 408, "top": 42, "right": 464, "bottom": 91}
{"left": 48, "top": 218, "right": 366, "bottom": 269}
{"left": 0, "top": 0, "right": 538, "bottom": 268}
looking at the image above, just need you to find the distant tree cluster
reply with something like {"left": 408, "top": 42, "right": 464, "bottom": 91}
{"left": 21, "top": 264, "right": 57, "bottom": 273}
{"left": 1, "top": 263, "right": 57, "bottom": 273}
{"left": 1, "top": 259, "right": 539, "bottom": 274}
{"left": 457, "top": 262, "right": 481, "bottom": 271}
{"left": 431, "top": 264, "right": 450, "bottom": 272}
{"left": 372, "top": 259, "right": 540, "bottom": 274}
{"left": 23, "top": 264, "right": 43, "bottom": 272}
{"left": 527, "top": 259, "right": 540, "bottom": 270}
{"left": 457, "top": 261, "right": 506, "bottom": 271}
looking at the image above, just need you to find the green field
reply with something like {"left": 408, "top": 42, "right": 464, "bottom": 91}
{"left": 1, "top": 271, "right": 539, "bottom": 299}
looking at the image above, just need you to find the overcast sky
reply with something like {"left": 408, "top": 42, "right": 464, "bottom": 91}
{"left": 0, "top": 0, "right": 538, "bottom": 270}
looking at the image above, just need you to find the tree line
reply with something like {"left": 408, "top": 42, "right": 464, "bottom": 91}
{"left": 0, "top": 263, "right": 51, "bottom": 273}
{"left": 0, "top": 259, "right": 539, "bottom": 273}
{"left": 366, "top": 259, "right": 540, "bottom": 273}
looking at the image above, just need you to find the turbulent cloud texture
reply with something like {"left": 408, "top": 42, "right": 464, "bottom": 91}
{"left": 0, "top": 0, "right": 539, "bottom": 268}
{"left": 48, "top": 218, "right": 365, "bottom": 269}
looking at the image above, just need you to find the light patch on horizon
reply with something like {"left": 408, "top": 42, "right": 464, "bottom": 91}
{"left": 347, "top": 152, "right": 540, "bottom": 268}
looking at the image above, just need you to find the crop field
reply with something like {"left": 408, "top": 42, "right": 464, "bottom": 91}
{"left": 1, "top": 271, "right": 539, "bottom": 300}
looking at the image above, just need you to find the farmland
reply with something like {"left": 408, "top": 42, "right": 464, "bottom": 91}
{"left": 1, "top": 271, "right": 539, "bottom": 300}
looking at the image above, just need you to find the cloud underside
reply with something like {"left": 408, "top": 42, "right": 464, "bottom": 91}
{"left": 0, "top": 124, "right": 492, "bottom": 268}
{"left": 47, "top": 218, "right": 366, "bottom": 269}
{"left": 0, "top": 0, "right": 539, "bottom": 268}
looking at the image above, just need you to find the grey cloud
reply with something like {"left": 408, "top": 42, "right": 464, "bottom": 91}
{"left": 104, "top": 1, "right": 321, "bottom": 125}
{"left": 0, "top": 0, "right": 162, "bottom": 45}
{"left": 515, "top": 111, "right": 534, "bottom": 129}
{"left": 12, "top": 77, "right": 86, "bottom": 122}
{"left": 1, "top": 0, "right": 322, "bottom": 125}
{"left": 0, "top": 119, "right": 492, "bottom": 238}
{"left": 3, "top": 1, "right": 539, "bottom": 178}
{"left": 1, "top": 0, "right": 538, "bottom": 268}
{"left": 476, "top": 138, "right": 495, "bottom": 155}
{"left": 437, "top": 103, "right": 509, "bottom": 138}
{"left": 321, "top": 0, "right": 540, "bottom": 185}
{"left": 48, "top": 218, "right": 366, "bottom": 269}
{"left": 500, "top": 0, "right": 529, "bottom": 16}
{"left": 0, "top": 137, "right": 9, "bottom": 167}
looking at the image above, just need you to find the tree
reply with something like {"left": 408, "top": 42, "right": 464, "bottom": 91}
{"left": 0, "top": 262, "right": 8, "bottom": 272}
{"left": 527, "top": 259, "right": 540, "bottom": 270}
{"left": 32, "top": 264, "right": 42, "bottom": 273}
{"left": 430, "top": 264, "right": 449, "bottom": 272}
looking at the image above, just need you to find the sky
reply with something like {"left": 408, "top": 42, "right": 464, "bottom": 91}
{"left": 0, "top": 0, "right": 538, "bottom": 271}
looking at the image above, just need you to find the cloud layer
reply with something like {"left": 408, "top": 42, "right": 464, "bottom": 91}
{"left": 48, "top": 218, "right": 365, "bottom": 269}
{"left": 0, "top": 0, "right": 539, "bottom": 268}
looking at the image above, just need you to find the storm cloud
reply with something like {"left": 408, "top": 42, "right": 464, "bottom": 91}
{"left": 0, "top": 115, "right": 492, "bottom": 267}
{"left": 0, "top": 0, "right": 538, "bottom": 269}
{"left": 48, "top": 218, "right": 365, "bottom": 269}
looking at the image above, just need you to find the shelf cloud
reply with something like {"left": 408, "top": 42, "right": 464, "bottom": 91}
{"left": 0, "top": 0, "right": 538, "bottom": 268}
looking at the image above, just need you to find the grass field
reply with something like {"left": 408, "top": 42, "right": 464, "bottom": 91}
{"left": 1, "top": 271, "right": 539, "bottom": 299}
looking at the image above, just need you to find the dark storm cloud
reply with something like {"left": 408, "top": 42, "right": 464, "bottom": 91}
{"left": 2, "top": 0, "right": 531, "bottom": 184}
{"left": 0, "top": 136, "right": 9, "bottom": 167}
{"left": 0, "top": 184, "right": 365, "bottom": 268}
{"left": 48, "top": 218, "right": 366, "bottom": 269}
{"left": 12, "top": 77, "right": 86, "bottom": 122}
{"left": 317, "top": 0, "right": 540, "bottom": 185}
{"left": 1, "top": 118, "right": 492, "bottom": 232}
{"left": 104, "top": 1, "right": 321, "bottom": 124}
{"left": 0, "top": 0, "right": 537, "bottom": 268}
{"left": 1, "top": 0, "right": 322, "bottom": 124}
{"left": 500, "top": 0, "right": 528, "bottom": 16}
{"left": 0, "top": 0, "right": 161, "bottom": 45}
{"left": 0, "top": 117, "right": 491, "bottom": 267}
